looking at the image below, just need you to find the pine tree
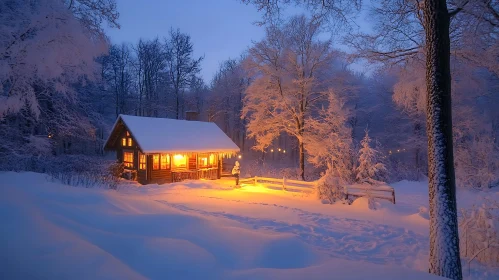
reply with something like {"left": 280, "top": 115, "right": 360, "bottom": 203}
{"left": 356, "top": 130, "right": 387, "bottom": 184}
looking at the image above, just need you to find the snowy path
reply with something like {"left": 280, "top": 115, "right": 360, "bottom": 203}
{"left": 155, "top": 196, "right": 428, "bottom": 267}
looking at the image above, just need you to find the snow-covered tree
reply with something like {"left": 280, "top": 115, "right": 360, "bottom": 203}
{"left": 306, "top": 91, "right": 354, "bottom": 183}
{"left": 243, "top": 15, "right": 337, "bottom": 180}
{"left": 0, "top": 0, "right": 118, "bottom": 118}
{"left": 0, "top": 0, "right": 119, "bottom": 162}
{"left": 356, "top": 130, "right": 387, "bottom": 184}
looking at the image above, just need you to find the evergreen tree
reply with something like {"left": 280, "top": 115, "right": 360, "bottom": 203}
{"left": 356, "top": 130, "right": 387, "bottom": 184}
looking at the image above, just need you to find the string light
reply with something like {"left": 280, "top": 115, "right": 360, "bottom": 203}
{"left": 278, "top": 148, "right": 281, "bottom": 151}
{"left": 283, "top": 150, "right": 286, "bottom": 153}
{"left": 271, "top": 149, "right": 274, "bottom": 152}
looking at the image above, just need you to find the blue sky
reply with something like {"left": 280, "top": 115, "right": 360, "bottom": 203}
{"left": 105, "top": 0, "right": 372, "bottom": 83}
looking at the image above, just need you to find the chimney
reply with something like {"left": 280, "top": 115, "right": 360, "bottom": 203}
{"left": 185, "top": 111, "right": 199, "bottom": 121}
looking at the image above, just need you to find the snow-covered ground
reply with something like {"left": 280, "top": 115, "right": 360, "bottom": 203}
{"left": 1, "top": 172, "right": 497, "bottom": 280}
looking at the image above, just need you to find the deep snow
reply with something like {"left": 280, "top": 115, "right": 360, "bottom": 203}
{"left": 1, "top": 172, "right": 497, "bottom": 279}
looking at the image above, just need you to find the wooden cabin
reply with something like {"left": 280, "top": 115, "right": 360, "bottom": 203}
{"left": 104, "top": 114, "right": 240, "bottom": 185}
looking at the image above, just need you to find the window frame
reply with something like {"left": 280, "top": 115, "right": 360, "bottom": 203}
{"left": 123, "top": 151, "right": 134, "bottom": 169}
{"left": 153, "top": 154, "right": 160, "bottom": 170}
{"left": 172, "top": 154, "right": 188, "bottom": 170}
{"left": 139, "top": 154, "right": 146, "bottom": 170}
{"left": 160, "top": 154, "right": 170, "bottom": 170}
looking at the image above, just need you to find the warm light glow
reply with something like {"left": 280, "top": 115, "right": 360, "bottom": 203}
{"left": 153, "top": 154, "right": 160, "bottom": 170}
{"left": 160, "top": 154, "right": 170, "bottom": 169}
{"left": 173, "top": 154, "right": 187, "bottom": 168}
{"left": 238, "top": 155, "right": 242, "bottom": 159}
{"left": 209, "top": 154, "right": 216, "bottom": 165}
{"left": 397, "top": 149, "right": 400, "bottom": 152}
{"left": 278, "top": 148, "right": 281, "bottom": 151}
{"left": 139, "top": 154, "right": 146, "bottom": 170}
{"left": 124, "top": 152, "right": 134, "bottom": 168}
{"left": 283, "top": 150, "right": 286, "bottom": 153}
{"left": 271, "top": 149, "right": 274, "bottom": 152}
{"left": 122, "top": 138, "right": 127, "bottom": 146}
{"left": 128, "top": 138, "right": 133, "bottom": 146}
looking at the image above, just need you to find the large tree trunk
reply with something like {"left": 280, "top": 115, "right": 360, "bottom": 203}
{"left": 423, "top": 1, "right": 462, "bottom": 279}
{"left": 299, "top": 140, "right": 305, "bottom": 180}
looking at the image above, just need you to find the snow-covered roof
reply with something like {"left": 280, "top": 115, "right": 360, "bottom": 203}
{"left": 106, "top": 114, "right": 240, "bottom": 154}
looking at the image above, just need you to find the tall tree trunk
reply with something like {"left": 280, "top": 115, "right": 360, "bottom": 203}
{"left": 423, "top": 1, "right": 462, "bottom": 279}
{"left": 299, "top": 140, "right": 305, "bottom": 180}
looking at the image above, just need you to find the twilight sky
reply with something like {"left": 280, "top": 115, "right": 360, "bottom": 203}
{"left": 105, "top": 0, "right": 371, "bottom": 83}
{"left": 105, "top": 0, "right": 264, "bottom": 83}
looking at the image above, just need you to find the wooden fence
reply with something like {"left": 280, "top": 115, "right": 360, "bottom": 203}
{"left": 238, "top": 176, "right": 396, "bottom": 204}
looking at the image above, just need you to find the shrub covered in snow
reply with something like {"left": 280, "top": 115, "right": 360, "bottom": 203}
{"left": 459, "top": 198, "right": 499, "bottom": 268}
{"left": 315, "top": 170, "right": 345, "bottom": 204}
{"left": 0, "top": 154, "right": 123, "bottom": 190}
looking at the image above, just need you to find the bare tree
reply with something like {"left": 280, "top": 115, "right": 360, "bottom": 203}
{"left": 134, "top": 38, "right": 167, "bottom": 117}
{"left": 165, "top": 28, "right": 203, "bottom": 119}
{"left": 102, "top": 43, "right": 134, "bottom": 116}
{"left": 210, "top": 59, "right": 249, "bottom": 149}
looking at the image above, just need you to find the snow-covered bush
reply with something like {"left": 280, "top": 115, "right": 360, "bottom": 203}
{"left": 47, "top": 156, "right": 123, "bottom": 189}
{"left": 315, "top": 170, "right": 345, "bottom": 204}
{"left": 459, "top": 198, "right": 499, "bottom": 267}
{"left": 356, "top": 130, "right": 387, "bottom": 184}
{"left": 455, "top": 135, "right": 499, "bottom": 189}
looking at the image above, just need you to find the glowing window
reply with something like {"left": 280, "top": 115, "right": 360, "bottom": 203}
{"left": 122, "top": 138, "right": 127, "bottom": 146}
{"left": 199, "top": 156, "right": 208, "bottom": 167}
{"left": 173, "top": 154, "right": 187, "bottom": 169}
{"left": 209, "top": 154, "right": 217, "bottom": 165}
{"left": 153, "top": 154, "right": 160, "bottom": 170}
{"left": 160, "top": 154, "right": 170, "bottom": 169}
{"left": 123, "top": 152, "right": 134, "bottom": 168}
{"left": 139, "top": 154, "right": 146, "bottom": 170}
{"left": 128, "top": 138, "right": 133, "bottom": 146}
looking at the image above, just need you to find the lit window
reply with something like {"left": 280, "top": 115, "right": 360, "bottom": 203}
{"left": 124, "top": 152, "right": 134, "bottom": 168}
{"left": 209, "top": 154, "right": 217, "bottom": 165}
{"left": 122, "top": 138, "right": 127, "bottom": 146}
{"left": 139, "top": 154, "right": 146, "bottom": 170}
{"left": 160, "top": 154, "right": 170, "bottom": 169}
{"left": 198, "top": 155, "right": 208, "bottom": 167}
{"left": 173, "top": 154, "right": 187, "bottom": 169}
{"left": 128, "top": 138, "right": 133, "bottom": 146}
{"left": 153, "top": 154, "right": 159, "bottom": 170}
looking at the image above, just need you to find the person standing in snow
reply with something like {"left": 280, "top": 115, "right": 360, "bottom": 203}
{"left": 232, "top": 161, "right": 240, "bottom": 186}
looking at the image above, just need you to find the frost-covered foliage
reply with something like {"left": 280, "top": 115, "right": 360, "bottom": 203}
{"left": 306, "top": 91, "right": 354, "bottom": 183}
{"left": 356, "top": 130, "right": 387, "bottom": 184}
{"left": 315, "top": 170, "right": 345, "bottom": 204}
{"left": 455, "top": 135, "right": 499, "bottom": 189}
{"left": 0, "top": 0, "right": 117, "bottom": 117}
{"left": 0, "top": 154, "right": 122, "bottom": 189}
{"left": 459, "top": 198, "right": 499, "bottom": 267}
{"left": 0, "top": 0, "right": 119, "bottom": 165}
{"left": 243, "top": 15, "right": 353, "bottom": 179}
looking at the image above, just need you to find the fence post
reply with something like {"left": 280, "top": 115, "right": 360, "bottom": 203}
{"left": 392, "top": 189, "right": 396, "bottom": 204}
{"left": 282, "top": 177, "right": 286, "bottom": 191}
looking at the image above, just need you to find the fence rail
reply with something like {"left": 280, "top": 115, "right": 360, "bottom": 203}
{"left": 239, "top": 176, "right": 396, "bottom": 204}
